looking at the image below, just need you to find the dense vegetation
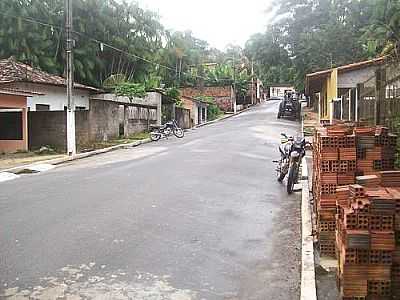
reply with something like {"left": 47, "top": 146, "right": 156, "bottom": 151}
{"left": 0, "top": 0, "right": 399, "bottom": 92}
{"left": 0, "top": 0, "right": 252, "bottom": 91}
{"left": 244, "top": 0, "right": 400, "bottom": 90}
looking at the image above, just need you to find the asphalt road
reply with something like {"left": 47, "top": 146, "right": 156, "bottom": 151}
{"left": 0, "top": 101, "right": 301, "bottom": 300}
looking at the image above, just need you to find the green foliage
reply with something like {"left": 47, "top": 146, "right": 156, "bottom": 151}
{"left": 0, "top": 0, "right": 164, "bottom": 87}
{"left": 115, "top": 82, "right": 147, "bottom": 100}
{"left": 165, "top": 87, "right": 180, "bottom": 100}
{"left": 195, "top": 96, "right": 222, "bottom": 121}
{"left": 246, "top": 0, "right": 400, "bottom": 91}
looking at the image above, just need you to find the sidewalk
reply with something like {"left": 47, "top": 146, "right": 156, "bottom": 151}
{"left": 0, "top": 153, "right": 66, "bottom": 172}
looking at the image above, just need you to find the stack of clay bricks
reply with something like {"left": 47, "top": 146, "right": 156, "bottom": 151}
{"left": 313, "top": 124, "right": 398, "bottom": 257}
{"left": 335, "top": 180, "right": 400, "bottom": 299}
{"left": 356, "top": 126, "right": 397, "bottom": 177}
{"left": 313, "top": 125, "right": 357, "bottom": 257}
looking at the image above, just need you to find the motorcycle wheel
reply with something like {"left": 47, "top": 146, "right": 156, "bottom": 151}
{"left": 173, "top": 128, "right": 184, "bottom": 138}
{"left": 150, "top": 132, "right": 161, "bottom": 141}
{"left": 277, "top": 171, "right": 285, "bottom": 182}
{"left": 287, "top": 165, "right": 298, "bottom": 194}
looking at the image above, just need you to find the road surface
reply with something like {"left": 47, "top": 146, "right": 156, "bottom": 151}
{"left": 0, "top": 101, "right": 301, "bottom": 300}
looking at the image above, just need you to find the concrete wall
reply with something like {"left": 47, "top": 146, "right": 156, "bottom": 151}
{"left": 28, "top": 99, "right": 158, "bottom": 152}
{"left": 92, "top": 92, "right": 162, "bottom": 125}
{"left": 0, "top": 82, "right": 90, "bottom": 111}
{"left": 28, "top": 111, "right": 66, "bottom": 151}
{"left": 175, "top": 107, "right": 191, "bottom": 129}
{"left": 0, "top": 94, "right": 28, "bottom": 153}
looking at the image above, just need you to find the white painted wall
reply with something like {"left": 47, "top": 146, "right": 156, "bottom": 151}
{"left": 270, "top": 86, "right": 295, "bottom": 97}
{"left": 90, "top": 92, "right": 162, "bottom": 125}
{"left": 338, "top": 66, "right": 377, "bottom": 88}
{"left": 3, "top": 82, "right": 90, "bottom": 111}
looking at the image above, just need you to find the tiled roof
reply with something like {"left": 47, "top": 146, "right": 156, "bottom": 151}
{"left": 0, "top": 57, "right": 100, "bottom": 92}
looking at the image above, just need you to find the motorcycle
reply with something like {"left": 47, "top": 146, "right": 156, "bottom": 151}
{"left": 274, "top": 133, "right": 309, "bottom": 194}
{"left": 150, "top": 119, "right": 184, "bottom": 141}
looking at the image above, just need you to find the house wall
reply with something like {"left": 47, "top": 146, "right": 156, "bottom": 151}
{"left": 180, "top": 86, "right": 233, "bottom": 112}
{"left": 269, "top": 86, "right": 295, "bottom": 98}
{"left": 0, "top": 82, "right": 90, "bottom": 111}
{"left": 338, "top": 66, "right": 377, "bottom": 88}
{"left": 0, "top": 94, "right": 28, "bottom": 153}
{"left": 181, "top": 96, "right": 208, "bottom": 126}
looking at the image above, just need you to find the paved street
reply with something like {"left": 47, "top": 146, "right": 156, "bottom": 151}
{"left": 0, "top": 101, "right": 301, "bottom": 300}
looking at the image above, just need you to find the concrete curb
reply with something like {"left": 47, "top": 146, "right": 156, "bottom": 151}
{"left": 300, "top": 156, "right": 317, "bottom": 300}
{"left": 300, "top": 101, "right": 317, "bottom": 300}
{"left": 1, "top": 138, "right": 152, "bottom": 174}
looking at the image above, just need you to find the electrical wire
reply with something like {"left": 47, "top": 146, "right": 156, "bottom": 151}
{"left": 0, "top": 11, "right": 238, "bottom": 83}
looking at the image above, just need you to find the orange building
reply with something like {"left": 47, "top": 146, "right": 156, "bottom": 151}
{"left": 0, "top": 89, "right": 32, "bottom": 153}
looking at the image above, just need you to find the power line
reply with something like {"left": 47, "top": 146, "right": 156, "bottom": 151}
{"left": 0, "top": 11, "right": 238, "bottom": 83}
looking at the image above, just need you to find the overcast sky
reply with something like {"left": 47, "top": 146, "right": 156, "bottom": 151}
{"left": 136, "top": 0, "right": 275, "bottom": 50}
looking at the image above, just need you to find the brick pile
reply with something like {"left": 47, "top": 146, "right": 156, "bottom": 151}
{"left": 313, "top": 125, "right": 398, "bottom": 257}
{"left": 313, "top": 125, "right": 357, "bottom": 257}
{"left": 336, "top": 183, "right": 398, "bottom": 299}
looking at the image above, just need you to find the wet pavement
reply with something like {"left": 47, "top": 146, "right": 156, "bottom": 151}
{"left": 0, "top": 101, "right": 301, "bottom": 300}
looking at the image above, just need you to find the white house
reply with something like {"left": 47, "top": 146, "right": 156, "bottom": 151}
{"left": 0, "top": 57, "right": 99, "bottom": 111}
{"left": 269, "top": 84, "right": 295, "bottom": 98}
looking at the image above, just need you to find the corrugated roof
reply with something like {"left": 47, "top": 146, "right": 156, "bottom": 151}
{"left": 0, "top": 57, "right": 100, "bottom": 92}
{"left": 306, "top": 56, "right": 387, "bottom": 79}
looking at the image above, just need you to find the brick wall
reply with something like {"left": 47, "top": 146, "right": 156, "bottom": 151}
{"left": 180, "top": 86, "right": 233, "bottom": 112}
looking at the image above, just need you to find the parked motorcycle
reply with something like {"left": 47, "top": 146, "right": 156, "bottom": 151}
{"left": 150, "top": 119, "right": 184, "bottom": 141}
{"left": 274, "top": 133, "right": 309, "bottom": 194}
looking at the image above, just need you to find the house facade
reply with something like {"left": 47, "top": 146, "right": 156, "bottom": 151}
{"left": 305, "top": 56, "right": 386, "bottom": 123}
{"left": 181, "top": 96, "right": 208, "bottom": 126}
{"left": 269, "top": 84, "right": 295, "bottom": 98}
{"left": 0, "top": 89, "right": 31, "bottom": 153}
{"left": 0, "top": 57, "right": 98, "bottom": 111}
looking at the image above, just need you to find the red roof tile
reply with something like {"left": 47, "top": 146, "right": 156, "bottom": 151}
{"left": 0, "top": 57, "right": 100, "bottom": 92}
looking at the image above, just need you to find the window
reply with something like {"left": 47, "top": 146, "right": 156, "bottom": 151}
{"left": 0, "top": 111, "right": 23, "bottom": 140}
{"left": 36, "top": 104, "right": 50, "bottom": 111}
{"left": 75, "top": 106, "right": 86, "bottom": 110}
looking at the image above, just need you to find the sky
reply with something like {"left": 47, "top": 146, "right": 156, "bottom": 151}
{"left": 136, "top": 0, "right": 275, "bottom": 50}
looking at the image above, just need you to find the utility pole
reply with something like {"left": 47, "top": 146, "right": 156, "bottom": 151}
{"left": 232, "top": 55, "right": 237, "bottom": 114}
{"left": 251, "top": 60, "right": 254, "bottom": 105}
{"left": 65, "top": 0, "right": 76, "bottom": 156}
